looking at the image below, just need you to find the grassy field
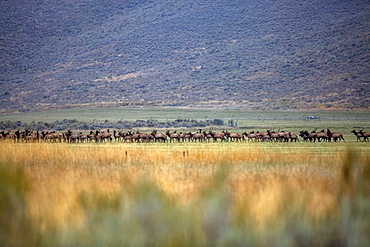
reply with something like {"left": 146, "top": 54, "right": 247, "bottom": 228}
{"left": 1, "top": 108, "right": 369, "bottom": 127}
{"left": 1, "top": 108, "right": 370, "bottom": 245}
{"left": 1, "top": 108, "right": 369, "bottom": 141}
{"left": 1, "top": 140, "right": 369, "bottom": 246}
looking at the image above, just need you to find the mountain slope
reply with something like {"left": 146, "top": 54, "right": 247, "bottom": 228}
{"left": 1, "top": 0, "right": 369, "bottom": 113}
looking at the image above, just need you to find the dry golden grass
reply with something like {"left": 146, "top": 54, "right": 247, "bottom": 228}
{"left": 1, "top": 141, "right": 369, "bottom": 246}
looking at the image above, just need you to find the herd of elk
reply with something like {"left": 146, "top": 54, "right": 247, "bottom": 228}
{"left": 299, "top": 129, "right": 345, "bottom": 142}
{"left": 351, "top": 129, "right": 370, "bottom": 142}
{"left": 0, "top": 129, "right": 113, "bottom": 143}
{"left": 241, "top": 130, "right": 299, "bottom": 142}
{"left": 1, "top": 128, "right": 369, "bottom": 143}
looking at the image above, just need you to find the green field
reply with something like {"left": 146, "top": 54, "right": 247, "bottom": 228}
{"left": 1, "top": 108, "right": 369, "bottom": 142}
{"left": 1, "top": 108, "right": 369, "bottom": 124}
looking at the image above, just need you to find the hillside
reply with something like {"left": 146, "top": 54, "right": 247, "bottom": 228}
{"left": 1, "top": 0, "right": 369, "bottom": 114}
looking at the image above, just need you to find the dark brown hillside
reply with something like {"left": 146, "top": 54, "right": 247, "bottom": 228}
{"left": 0, "top": 0, "right": 369, "bottom": 114}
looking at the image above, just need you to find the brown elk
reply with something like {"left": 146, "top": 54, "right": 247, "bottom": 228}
{"left": 316, "top": 129, "right": 329, "bottom": 142}
{"left": 113, "top": 130, "right": 122, "bottom": 142}
{"left": 166, "top": 130, "right": 180, "bottom": 142}
{"left": 205, "top": 132, "right": 213, "bottom": 142}
{"left": 263, "top": 133, "right": 272, "bottom": 141}
{"left": 139, "top": 133, "right": 153, "bottom": 142}
{"left": 66, "top": 130, "right": 81, "bottom": 143}
{"left": 5, "top": 131, "right": 17, "bottom": 142}
{"left": 49, "top": 131, "right": 65, "bottom": 143}
{"left": 79, "top": 132, "right": 89, "bottom": 143}
{"left": 0, "top": 131, "right": 5, "bottom": 141}
{"left": 351, "top": 130, "right": 364, "bottom": 142}
{"left": 41, "top": 131, "right": 57, "bottom": 142}
{"left": 279, "top": 131, "right": 290, "bottom": 142}
{"left": 96, "top": 129, "right": 112, "bottom": 142}
{"left": 299, "top": 130, "right": 317, "bottom": 142}
{"left": 359, "top": 130, "right": 370, "bottom": 142}
{"left": 121, "top": 132, "right": 134, "bottom": 142}
{"left": 299, "top": 131, "right": 308, "bottom": 141}
{"left": 25, "top": 130, "right": 39, "bottom": 143}
{"left": 178, "top": 132, "right": 192, "bottom": 142}
{"left": 208, "top": 131, "right": 226, "bottom": 142}
{"left": 223, "top": 131, "right": 244, "bottom": 142}
{"left": 267, "top": 130, "right": 280, "bottom": 142}
{"left": 191, "top": 130, "right": 206, "bottom": 142}
{"left": 253, "top": 131, "right": 270, "bottom": 142}
{"left": 14, "top": 130, "right": 25, "bottom": 142}
{"left": 25, "top": 133, "right": 36, "bottom": 143}
{"left": 242, "top": 131, "right": 259, "bottom": 142}
{"left": 178, "top": 132, "right": 186, "bottom": 142}
{"left": 87, "top": 131, "right": 97, "bottom": 142}
{"left": 327, "top": 129, "right": 345, "bottom": 142}
{"left": 151, "top": 130, "right": 167, "bottom": 142}
{"left": 288, "top": 132, "right": 299, "bottom": 142}
{"left": 185, "top": 132, "right": 193, "bottom": 141}
{"left": 130, "top": 131, "right": 144, "bottom": 142}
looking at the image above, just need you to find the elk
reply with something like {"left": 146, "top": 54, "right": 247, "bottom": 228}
{"left": 25, "top": 133, "right": 36, "bottom": 143}
{"left": 151, "top": 130, "right": 167, "bottom": 142}
{"left": 299, "top": 130, "right": 317, "bottom": 142}
{"left": 49, "top": 131, "right": 65, "bottom": 143}
{"left": 79, "top": 132, "right": 89, "bottom": 143}
{"left": 185, "top": 132, "right": 193, "bottom": 141}
{"left": 139, "top": 133, "right": 153, "bottom": 142}
{"left": 279, "top": 131, "right": 290, "bottom": 142}
{"left": 359, "top": 130, "right": 370, "bottom": 142}
{"left": 41, "top": 131, "right": 56, "bottom": 142}
{"left": 66, "top": 130, "right": 81, "bottom": 143}
{"left": 260, "top": 132, "right": 272, "bottom": 142}
{"left": 308, "top": 129, "right": 318, "bottom": 142}
{"left": 247, "top": 131, "right": 269, "bottom": 142}
{"left": 166, "top": 130, "right": 180, "bottom": 142}
{"left": 288, "top": 132, "right": 299, "bottom": 142}
{"left": 0, "top": 131, "right": 5, "bottom": 141}
{"left": 208, "top": 131, "right": 226, "bottom": 142}
{"left": 299, "top": 131, "right": 308, "bottom": 141}
{"left": 223, "top": 131, "right": 244, "bottom": 142}
{"left": 242, "top": 131, "right": 259, "bottom": 142}
{"left": 5, "top": 131, "right": 17, "bottom": 142}
{"left": 96, "top": 129, "right": 112, "bottom": 142}
{"left": 267, "top": 130, "right": 280, "bottom": 142}
{"left": 351, "top": 130, "right": 363, "bottom": 142}
{"left": 130, "top": 131, "right": 145, "bottom": 142}
{"left": 191, "top": 131, "right": 206, "bottom": 142}
{"left": 14, "top": 130, "right": 25, "bottom": 142}
{"left": 316, "top": 129, "right": 329, "bottom": 142}
{"left": 87, "top": 131, "right": 97, "bottom": 142}
{"left": 179, "top": 132, "right": 192, "bottom": 142}
{"left": 205, "top": 132, "right": 214, "bottom": 142}
{"left": 113, "top": 130, "right": 122, "bottom": 142}
{"left": 121, "top": 131, "right": 151, "bottom": 143}
{"left": 121, "top": 132, "right": 134, "bottom": 142}
{"left": 25, "top": 130, "right": 39, "bottom": 143}
{"left": 327, "top": 129, "right": 345, "bottom": 142}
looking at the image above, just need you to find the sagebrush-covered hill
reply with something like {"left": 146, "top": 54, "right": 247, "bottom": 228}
{"left": 1, "top": 0, "right": 369, "bottom": 113}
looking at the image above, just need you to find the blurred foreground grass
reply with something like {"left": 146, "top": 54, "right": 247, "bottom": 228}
{"left": 1, "top": 142, "right": 369, "bottom": 246}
